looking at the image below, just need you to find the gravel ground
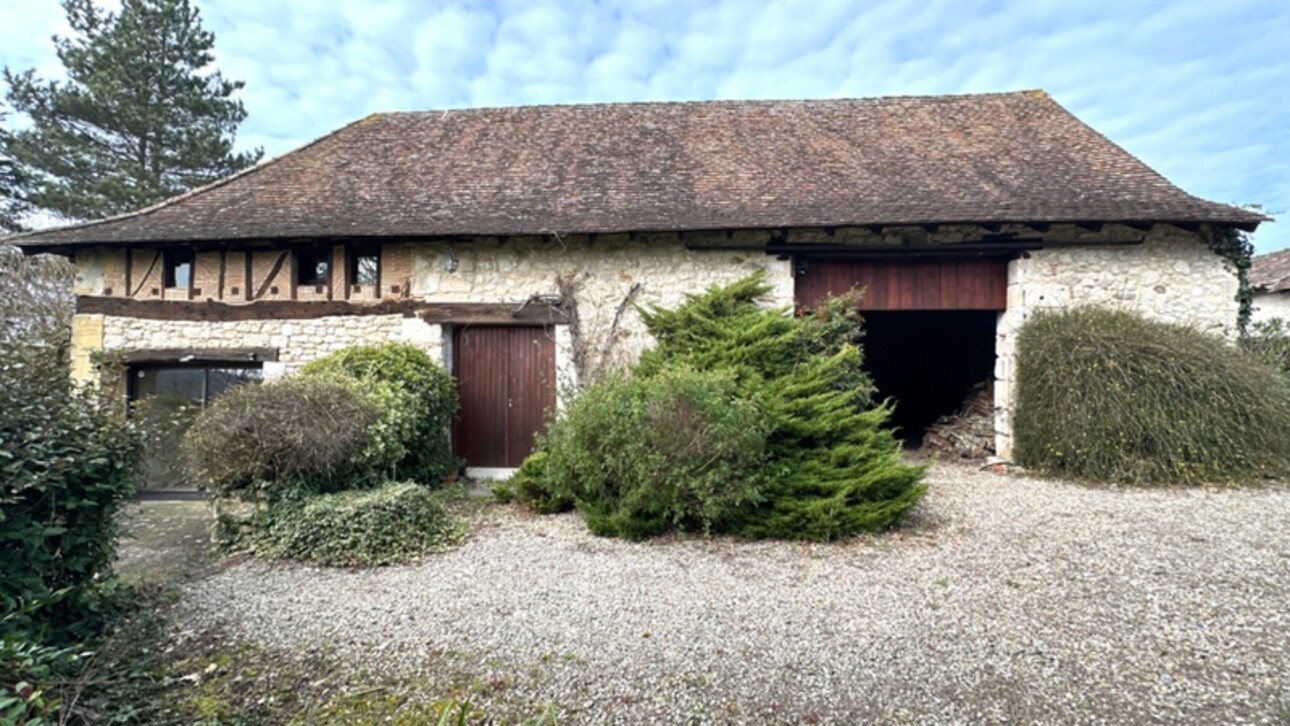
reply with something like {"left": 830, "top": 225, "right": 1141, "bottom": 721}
{"left": 174, "top": 463, "right": 1290, "bottom": 724}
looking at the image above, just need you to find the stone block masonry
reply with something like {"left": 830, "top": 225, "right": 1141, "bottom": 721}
{"left": 66, "top": 228, "right": 1238, "bottom": 465}
{"left": 993, "top": 227, "right": 1239, "bottom": 459}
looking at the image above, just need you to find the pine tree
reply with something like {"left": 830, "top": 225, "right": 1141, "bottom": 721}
{"left": 0, "top": 107, "right": 29, "bottom": 233}
{"left": 3, "top": 0, "right": 262, "bottom": 220}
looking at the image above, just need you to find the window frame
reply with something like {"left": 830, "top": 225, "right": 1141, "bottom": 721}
{"left": 127, "top": 361, "right": 264, "bottom": 407}
{"left": 348, "top": 246, "right": 381, "bottom": 288}
{"left": 162, "top": 248, "right": 195, "bottom": 289}
{"left": 296, "top": 248, "right": 332, "bottom": 287}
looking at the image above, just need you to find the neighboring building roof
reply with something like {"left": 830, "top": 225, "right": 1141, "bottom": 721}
{"left": 1252, "top": 248, "right": 1290, "bottom": 293}
{"left": 6, "top": 90, "right": 1266, "bottom": 248}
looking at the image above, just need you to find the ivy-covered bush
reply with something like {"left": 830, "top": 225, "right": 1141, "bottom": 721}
{"left": 300, "top": 344, "right": 459, "bottom": 482}
{"left": 513, "top": 272, "right": 925, "bottom": 541}
{"left": 183, "top": 377, "right": 379, "bottom": 501}
{"left": 1014, "top": 307, "right": 1290, "bottom": 484}
{"left": 250, "top": 482, "right": 463, "bottom": 566}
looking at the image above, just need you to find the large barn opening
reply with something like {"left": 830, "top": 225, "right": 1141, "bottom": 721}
{"left": 794, "top": 256, "right": 1009, "bottom": 445}
{"left": 861, "top": 311, "right": 997, "bottom": 441}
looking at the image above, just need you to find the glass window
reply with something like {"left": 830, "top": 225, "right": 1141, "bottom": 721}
{"left": 351, "top": 248, "right": 380, "bottom": 286}
{"left": 297, "top": 249, "right": 331, "bottom": 285}
{"left": 205, "top": 367, "right": 263, "bottom": 399}
{"left": 163, "top": 249, "right": 194, "bottom": 288}
{"left": 131, "top": 364, "right": 262, "bottom": 406}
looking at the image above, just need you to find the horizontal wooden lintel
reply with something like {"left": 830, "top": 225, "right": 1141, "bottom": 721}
{"left": 76, "top": 296, "right": 571, "bottom": 325}
{"left": 120, "top": 348, "right": 279, "bottom": 364}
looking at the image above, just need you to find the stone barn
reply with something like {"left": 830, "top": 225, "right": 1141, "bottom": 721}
{"left": 7, "top": 90, "right": 1265, "bottom": 473}
{"left": 1252, "top": 249, "right": 1290, "bottom": 324}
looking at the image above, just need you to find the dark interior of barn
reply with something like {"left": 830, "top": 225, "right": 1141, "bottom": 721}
{"left": 860, "top": 311, "right": 998, "bottom": 443}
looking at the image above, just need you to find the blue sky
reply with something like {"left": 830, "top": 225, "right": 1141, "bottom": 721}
{"left": 3, "top": 0, "right": 1288, "bottom": 251}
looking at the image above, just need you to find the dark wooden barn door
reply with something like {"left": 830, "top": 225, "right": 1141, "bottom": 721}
{"left": 795, "top": 258, "right": 1008, "bottom": 312}
{"left": 453, "top": 326, "right": 556, "bottom": 468}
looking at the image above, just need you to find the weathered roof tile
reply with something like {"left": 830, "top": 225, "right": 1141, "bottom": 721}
{"left": 7, "top": 91, "right": 1265, "bottom": 247}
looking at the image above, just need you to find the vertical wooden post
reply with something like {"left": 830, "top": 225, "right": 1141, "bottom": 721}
{"left": 244, "top": 250, "right": 253, "bottom": 301}
{"left": 217, "top": 250, "right": 226, "bottom": 301}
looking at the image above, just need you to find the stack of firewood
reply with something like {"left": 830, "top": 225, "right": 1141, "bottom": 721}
{"left": 921, "top": 380, "right": 995, "bottom": 459}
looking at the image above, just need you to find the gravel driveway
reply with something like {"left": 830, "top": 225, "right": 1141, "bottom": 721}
{"left": 175, "top": 463, "right": 1290, "bottom": 724}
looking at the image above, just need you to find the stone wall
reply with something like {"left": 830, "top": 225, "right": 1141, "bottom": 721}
{"left": 69, "top": 238, "right": 789, "bottom": 393}
{"left": 1253, "top": 291, "right": 1290, "bottom": 325}
{"left": 66, "top": 228, "right": 1240, "bottom": 464}
{"left": 411, "top": 236, "right": 794, "bottom": 374}
{"left": 68, "top": 314, "right": 446, "bottom": 384}
{"left": 993, "top": 227, "right": 1239, "bottom": 459}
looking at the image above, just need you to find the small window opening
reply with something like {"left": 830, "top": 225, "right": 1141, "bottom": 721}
{"left": 163, "top": 249, "right": 194, "bottom": 288}
{"left": 350, "top": 247, "right": 380, "bottom": 286}
{"left": 297, "top": 249, "right": 331, "bottom": 286}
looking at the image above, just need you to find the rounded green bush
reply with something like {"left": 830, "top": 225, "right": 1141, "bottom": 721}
{"left": 1014, "top": 307, "right": 1290, "bottom": 484}
{"left": 256, "top": 482, "right": 463, "bottom": 566}
{"left": 536, "top": 367, "right": 770, "bottom": 539}
{"left": 183, "top": 377, "right": 378, "bottom": 500}
{"left": 300, "top": 343, "right": 459, "bottom": 482}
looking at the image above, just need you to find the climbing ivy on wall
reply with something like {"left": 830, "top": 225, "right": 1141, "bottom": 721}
{"left": 1208, "top": 224, "right": 1255, "bottom": 334}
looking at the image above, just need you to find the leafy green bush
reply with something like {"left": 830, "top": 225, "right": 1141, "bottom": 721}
{"left": 301, "top": 344, "right": 459, "bottom": 482}
{"left": 1014, "top": 307, "right": 1290, "bottom": 484}
{"left": 527, "top": 368, "right": 769, "bottom": 539}
{"left": 493, "top": 451, "right": 571, "bottom": 513}
{"left": 252, "top": 483, "right": 463, "bottom": 566}
{"left": 0, "top": 344, "right": 142, "bottom": 639}
{"left": 513, "top": 272, "right": 925, "bottom": 541}
{"left": 183, "top": 377, "right": 378, "bottom": 501}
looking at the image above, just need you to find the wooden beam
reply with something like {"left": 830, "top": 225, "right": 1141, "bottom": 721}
{"left": 217, "top": 251, "right": 226, "bottom": 301}
{"left": 186, "top": 248, "right": 196, "bottom": 301}
{"left": 118, "top": 347, "right": 279, "bottom": 364}
{"left": 253, "top": 250, "right": 290, "bottom": 300}
{"left": 124, "top": 248, "right": 133, "bottom": 298}
{"left": 75, "top": 296, "right": 573, "bottom": 325}
{"left": 1025, "top": 222, "right": 1051, "bottom": 233}
{"left": 244, "top": 251, "right": 252, "bottom": 301}
{"left": 1122, "top": 221, "right": 1153, "bottom": 232}
{"left": 1075, "top": 222, "right": 1104, "bottom": 232}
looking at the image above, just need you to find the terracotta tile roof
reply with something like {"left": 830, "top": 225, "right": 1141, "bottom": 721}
{"left": 6, "top": 91, "right": 1266, "bottom": 248}
{"left": 1252, "top": 248, "right": 1290, "bottom": 293}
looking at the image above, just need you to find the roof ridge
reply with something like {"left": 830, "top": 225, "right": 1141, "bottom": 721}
{"left": 2, "top": 115, "right": 376, "bottom": 244}
{"left": 380, "top": 89, "right": 1052, "bottom": 117}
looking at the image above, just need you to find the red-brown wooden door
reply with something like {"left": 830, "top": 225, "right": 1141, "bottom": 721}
{"left": 453, "top": 326, "right": 556, "bottom": 468}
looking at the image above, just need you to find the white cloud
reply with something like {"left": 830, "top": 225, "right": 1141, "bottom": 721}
{"left": 1, "top": 0, "right": 1287, "bottom": 250}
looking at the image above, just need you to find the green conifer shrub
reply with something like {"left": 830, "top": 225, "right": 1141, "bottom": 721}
{"left": 515, "top": 271, "right": 925, "bottom": 541}
{"left": 1014, "top": 307, "right": 1290, "bottom": 484}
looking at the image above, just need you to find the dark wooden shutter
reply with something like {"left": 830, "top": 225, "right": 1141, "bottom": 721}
{"left": 454, "top": 326, "right": 556, "bottom": 467}
{"left": 795, "top": 258, "right": 1008, "bottom": 312}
